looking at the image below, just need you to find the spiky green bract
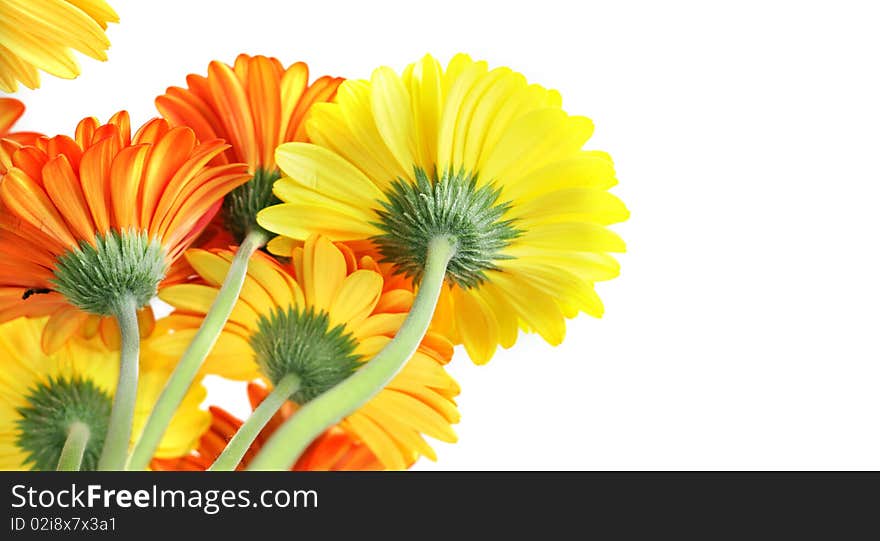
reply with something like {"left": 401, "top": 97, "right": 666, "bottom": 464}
{"left": 15, "top": 376, "right": 110, "bottom": 471}
{"left": 372, "top": 167, "right": 521, "bottom": 289}
{"left": 50, "top": 229, "right": 167, "bottom": 316}
{"left": 251, "top": 306, "right": 362, "bottom": 404}
{"left": 223, "top": 168, "right": 282, "bottom": 243}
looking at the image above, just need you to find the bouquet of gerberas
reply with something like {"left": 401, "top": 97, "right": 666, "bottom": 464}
{"left": 0, "top": 1, "right": 627, "bottom": 471}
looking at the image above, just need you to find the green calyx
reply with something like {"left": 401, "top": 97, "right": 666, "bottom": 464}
{"left": 372, "top": 167, "right": 521, "bottom": 289}
{"left": 50, "top": 229, "right": 167, "bottom": 316}
{"left": 251, "top": 306, "right": 362, "bottom": 405}
{"left": 223, "top": 168, "right": 282, "bottom": 243}
{"left": 15, "top": 376, "right": 110, "bottom": 471}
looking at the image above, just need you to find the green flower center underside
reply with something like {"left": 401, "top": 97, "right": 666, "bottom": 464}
{"left": 251, "top": 306, "right": 362, "bottom": 404}
{"left": 224, "top": 168, "right": 282, "bottom": 243}
{"left": 372, "top": 167, "right": 521, "bottom": 289}
{"left": 15, "top": 376, "right": 111, "bottom": 471}
{"left": 50, "top": 229, "right": 168, "bottom": 316}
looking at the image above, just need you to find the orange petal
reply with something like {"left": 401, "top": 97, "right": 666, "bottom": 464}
{"left": 74, "top": 117, "right": 99, "bottom": 147}
{"left": 140, "top": 126, "right": 197, "bottom": 229}
{"left": 0, "top": 167, "right": 77, "bottom": 248}
{"left": 246, "top": 56, "right": 282, "bottom": 167}
{"left": 279, "top": 62, "right": 308, "bottom": 143}
{"left": 0, "top": 97, "right": 24, "bottom": 134}
{"left": 42, "top": 306, "right": 89, "bottom": 354}
{"left": 78, "top": 135, "right": 119, "bottom": 234}
{"left": 110, "top": 144, "right": 150, "bottom": 230}
{"left": 43, "top": 155, "right": 96, "bottom": 242}
{"left": 132, "top": 118, "right": 171, "bottom": 145}
{"left": 289, "top": 75, "right": 343, "bottom": 142}
{"left": 208, "top": 60, "right": 257, "bottom": 169}
{"left": 99, "top": 316, "right": 121, "bottom": 350}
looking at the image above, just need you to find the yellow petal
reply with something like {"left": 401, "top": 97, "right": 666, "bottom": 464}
{"left": 509, "top": 187, "right": 630, "bottom": 226}
{"left": 257, "top": 202, "right": 379, "bottom": 242}
{"left": 342, "top": 413, "right": 407, "bottom": 470}
{"left": 353, "top": 312, "right": 406, "bottom": 340}
{"left": 0, "top": 18, "right": 80, "bottom": 79}
{"left": 436, "top": 56, "right": 487, "bottom": 167}
{"left": 274, "top": 142, "right": 385, "bottom": 205}
{"left": 184, "top": 249, "right": 229, "bottom": 287}
{"left": 524, "top": 222, "right": 626, "bottom": 253}
{"left": 404, "top": 54, "right": 443, "bottom": 170}
{"left": 308, "top": 81, "right": 409, "bottom": 186}
{"left": 370, "top": 390, "right": 457, "bottom": 442}
{"left": 474, "top": 282, "right": 519, "bottom": 349}
{"left": 370, "top": 66, "right": 418, "bottom": 173}
{"left": 329, "top": 270, "right": 383, "bottom": 329}
{"left": 266, "top": 235, "right": 297, "bottom": 257}
{"left": 451, "top": 286, "right": 499, "bottom": 364}
{"left": 358, "top": 401, "right": 437, "bottom": 461}
{"left": 159, "top": 284, "right": 259, "bottom": 329}
{"left": 481, "top": 109, "right": 593, "bottom": 185}
{"left": 503, "top": 247, "right": 621, "bottom": 282}
{"left": 303, "top": 235, "right": 346, "bottom": 312}
{"left": 501, "top": 153, "right": 618, "bottom": 202}
{"left": 490, "top": 272, "right": 566, "bottom": 346}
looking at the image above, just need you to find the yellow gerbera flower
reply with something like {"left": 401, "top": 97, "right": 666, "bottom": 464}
{"left": 150, "top": 235, "right": 460, "bottom": 469}
{"left": 258, "top": 53, "right": 628, "bottom": 364}
{"left": 0, "top": 0, "right": 119, "bottom": 92}
{"left": 0, "top": 316, "right": 208, "bottom": 470}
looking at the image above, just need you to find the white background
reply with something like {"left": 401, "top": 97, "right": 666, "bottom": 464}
{"left": 8, "top": 1, "right": 880, "bottom": 470}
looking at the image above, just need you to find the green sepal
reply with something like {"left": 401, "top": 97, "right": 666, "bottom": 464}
{"left": 251, "top": 306, "right": 362, "bottom": 404}
{"left": 50, "top": 229, "right": 167, "bottom": 316}
{"left": 223, "top": 168, "right": 282, "bottom": 243}
{"left": 15, "top": 376, "right": 111, "bottom": 471}
{"left": 372, "top": 167, "right": 521, "bottom": 289}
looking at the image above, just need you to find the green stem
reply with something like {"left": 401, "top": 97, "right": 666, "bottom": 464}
{"left": 127, "top": 229, "right": 267, "bottom": 470}
{"left": 98, "top": 295, "right": 140, "bottom": 471}
{"left": 208, "top": 373, "right": 301, "bottom": 471}
{"left": 56, "top": 421, "right": 90, "bottom": 471}
{"left": 247, "top": 235, "right": 456, "bottom": 470}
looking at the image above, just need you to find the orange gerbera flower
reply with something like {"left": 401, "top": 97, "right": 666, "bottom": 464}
{"left": 152, "top": 382, "right": 382, "bottom": 471}
{"left": 156, "top": 54, "right": 343, "bottom": 243}
{"left": 0, "top": 112, "right": 250, "bottom": 352}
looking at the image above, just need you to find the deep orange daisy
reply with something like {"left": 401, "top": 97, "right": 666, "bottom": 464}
{"left": 0, "top": 112, "right": 250, "bottom": 352}
{"left": 155, "top": 54, "right": 343, "bottom": 243}
{"left": 152, "top": 382, "right": 382, "bottom": 471}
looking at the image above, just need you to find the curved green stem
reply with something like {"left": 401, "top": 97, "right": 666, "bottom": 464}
{"left": 57, "top": 421, "right": 90, "bottom": 471}
{"left": 127, "top": 229, "right": 267, "bottom": 470}
{"left": 98, "top": 295, "right": 140, "bottom": 471}
{"left": 208, "top": 373, "right": 301, "bottom": 471}
{"left": 247, "top": 235, "right": 456, "bottom": 470}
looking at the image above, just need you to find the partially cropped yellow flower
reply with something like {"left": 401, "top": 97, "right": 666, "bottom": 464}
{"left": 258, "top": 53, "right": 628, "bottom": 364}
{"left": 0, "top": 317, "right": 208, "bottom": 470}
{"left": 150, "top": 235, "right": 460, "bottom": 469}
{"left": 0, "top": 0, "right": 119, "bottom": 92}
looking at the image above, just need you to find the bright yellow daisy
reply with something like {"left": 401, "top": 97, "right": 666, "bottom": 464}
{"left": 0, "top": 0, "right": 119, "bottom": 92}
{"left": 0, "top": 316, "right": 208, "bottom": 470}
{"left": 149, "top": 235, "right": 460, "bottom": 470}
{"left": 258, "top": 53, "right": 628, "bottom": 364}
